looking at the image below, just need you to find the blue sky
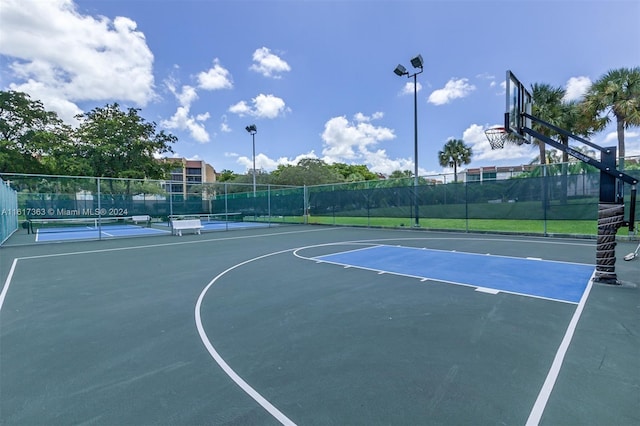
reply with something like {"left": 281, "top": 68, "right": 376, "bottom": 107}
{"left": 1, "top": 0, "right": 639, "bottom": 176}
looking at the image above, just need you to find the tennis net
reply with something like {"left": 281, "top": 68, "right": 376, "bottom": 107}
{"left": 168, "top": 213, "right": 244, "bottom": 224}
{"left": 28, "top": 217, "right": 147, "bottom": 234}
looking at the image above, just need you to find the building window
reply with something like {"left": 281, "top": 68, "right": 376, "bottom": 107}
{"left": 482, "top": 172, "right": 497, "bottom": 180}
{"left": 186, "top": 168, "right": 201, "bottom": 175}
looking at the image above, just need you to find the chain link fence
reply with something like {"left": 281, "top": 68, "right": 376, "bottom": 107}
{"left": 1, "top": 165, "right": 638, "bottom": 245}
{"left": 0, "top": 177, "right": 19, "bottom": 244}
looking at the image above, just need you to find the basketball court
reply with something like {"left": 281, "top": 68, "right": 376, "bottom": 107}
{"left": 1, "top": 67, "right": 638, "bottom": 426}
{"left": 1, "top": 226, "right": 638, "bottom": 425}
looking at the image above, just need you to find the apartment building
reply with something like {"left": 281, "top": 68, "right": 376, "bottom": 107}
{"left": 463, "top": 165, "right": 535, "bottom": 182}
{"left": 166, "top": 158, "right": 216, "bottom": 200}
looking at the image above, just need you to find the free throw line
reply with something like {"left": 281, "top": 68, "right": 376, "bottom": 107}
{"left": 525, "top": 271, "right": 596, "bottom": 425}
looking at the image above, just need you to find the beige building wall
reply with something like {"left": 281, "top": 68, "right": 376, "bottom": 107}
{"left": 166, "top": 158, "right": 216, "bottom": 199}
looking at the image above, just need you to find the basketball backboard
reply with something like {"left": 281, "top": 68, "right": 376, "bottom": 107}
{"left": 505, "top": 70, "right": 532, "bottom": 144}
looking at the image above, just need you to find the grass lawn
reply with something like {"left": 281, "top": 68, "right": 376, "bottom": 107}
{"left": 249, "top": 214, "right": 635, "bottom": 237}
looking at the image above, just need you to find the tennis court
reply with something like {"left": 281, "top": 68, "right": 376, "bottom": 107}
{"left": 24, "top": 216, "right": 274, "bottom": 243}
{"left": 1, "top": 225, "right": 638, "bottom": 425}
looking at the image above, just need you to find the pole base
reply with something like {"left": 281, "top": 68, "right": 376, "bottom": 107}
{"left": 593, "top": 276, "right": 620, "bottom": 285}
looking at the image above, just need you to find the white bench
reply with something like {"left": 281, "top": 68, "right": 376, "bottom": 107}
{"left": 132, "top": 215, "right": 151, "bottom": 225}
{"left": 171, "top": 219, "right": 203, "bottom": 236}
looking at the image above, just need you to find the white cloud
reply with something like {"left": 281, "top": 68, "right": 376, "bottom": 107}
{"left": 563, "top": 76, "right": 591, "bottom": 102}
{"left": 361, "top": 150, "right": 417, "bottom": 176}
{"left": 476, "top": 72, "right": 495, "bottom": 81}
{"left": 231, "top": 112, "right": 404, "bottom": 175}
{"left": 0, "top": 0, "right": 155, "bottom": 124}
{"left": 195, "top": 112, "right": 210, "bottom": 121}
{"left": 7, "top": 79, "right": 84, "bottom": 123}
{"left": 353, "top": 112, "right": 384, "bottom": 122}
{"left": 168, "top": 84, "right": 198, "bottom": 107}
{"left": 401, "top": 81, "right": 422, "bottom": 95}
{"left": 228, "top": 94, "right": 289, "bottom": 119}
{"left": 320, "top": 113, "right": 397, "bottom": 172}
{"left": 220, "top": 115, "right": 231, "bottom": 133}
{"left": 253, "top": 94, "right": 287, "bottom": 118}
{"left": 228, "top": 100, "right": 251, "bottom": 116}
{"left": 197, "top": 58, "right": 233, "bottom": 90}
{"left": 600, "top": 129, "right": 640, "bottom": 157}
{"left": 428, "top": 78, "right": 476, "bottom": 105}
{"left": 249, "top": 47, "right": 291, "bottom": 79}
{"left": 161, "top": 106, "right": 210, "bottom": 143}
{"left": 162, "top": 80, "right": 210, "bottom": 143}
{"left": 463, "top": 124, "right": 537, "bottom": 164}
{"left": 236, "top": 151, "right": 318, "bottom": 172}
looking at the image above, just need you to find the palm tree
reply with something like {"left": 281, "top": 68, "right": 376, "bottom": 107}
{"left": 438, "top": 139, "right": 472, "bottom": 182}
{"left": 580, "top": 67, "right": 640, "bottom": 168}
{"left": 531, "top": 83, "right": 566, "bottom": 166}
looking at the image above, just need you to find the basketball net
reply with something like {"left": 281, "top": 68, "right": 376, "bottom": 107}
{"left": 484, "top": 127, "right": 510, "bottom": 150}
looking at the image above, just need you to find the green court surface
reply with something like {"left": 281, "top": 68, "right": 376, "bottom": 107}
{"left": 1, "top": 226, "right": 638, "bottom": 425}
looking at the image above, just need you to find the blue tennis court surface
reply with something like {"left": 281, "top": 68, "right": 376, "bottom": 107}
{"left": 36, "top": 224, "right": 169, "bottom": 242}
{"left": 313, "top": 245, "right": 595, "bottom": 303}
{"left": 34, "top": 221, "right": 275, "bottom": 242}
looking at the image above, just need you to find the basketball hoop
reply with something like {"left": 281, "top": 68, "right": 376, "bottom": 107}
{"left": 484, "top": 127, "right": 510, "bottom": 150}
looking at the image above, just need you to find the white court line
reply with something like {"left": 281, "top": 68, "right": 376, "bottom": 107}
{"left": 5, "top": 231, "right": 597, "bottom": 424}
{"left": 194, "top": 249, "right": 297, "bottom": 426}
{"left": 17, "top": 227, "right": 341, "bottom": 261}
{"left": 475, "top": 287, "right": 500, "bottom": 294}
{"left": 525, "top": 271, "right": 596, "bottom": 425}
{"left": 0, "top": 258, "right": 18, "bottom": 312}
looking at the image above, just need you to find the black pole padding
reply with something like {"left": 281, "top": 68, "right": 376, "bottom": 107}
{"left": 629, "top": 185, "right": 637, "bottom": 233}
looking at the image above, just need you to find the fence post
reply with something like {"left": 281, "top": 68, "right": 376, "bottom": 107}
{"left": 543, "top": 166, "right": 548, "bottom": 236}
{"left": 465, "top": 182, "right": 469, "bottom": 233}
{"left": 97, "top": 177, "right": 102, "bottom": 241}
{"left": 303, "top": 185, "right": 309, "bottom": 224}
{"left": 268, "top": 184, "right": 271, "bottom": 227}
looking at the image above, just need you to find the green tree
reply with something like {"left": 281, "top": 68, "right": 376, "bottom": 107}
{"left": 217, "top": 169, "right": 238, "bottom": 182}
{"left": 526, "top": 150, "right": 563, "bottom": 177}
{"left": 271, "top": 158, "right": 343, "bottom": 186}
{"left": 328, "top": 163, "right": 378, "bottom": 182}
{"left": 437, "top": 138, "right": 472, "bottom": 182}
{"left": 530, "top": 83, "right": 567, "bottom": 166}
{"left": 0, "top": 90, "right": 69, "bottom": 174}
{"left": 389, "top": 170, "right": 413, "bottom": 179}
{"left": 74, "top": 103, "right": 176, "bottom": 180}
{"left": 580, "top": 67, "right": 640, "bottom": 168}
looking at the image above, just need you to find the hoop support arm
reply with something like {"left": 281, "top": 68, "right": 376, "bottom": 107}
{"left": 521, "top": 127, "right": 638, "bottom": 186}
{"left": 523, "top": 112, "right": 607, "bottom": 154}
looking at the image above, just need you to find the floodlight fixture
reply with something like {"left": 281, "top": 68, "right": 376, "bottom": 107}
{"left": 410, "top": 54, "right": 424, "bottom": 69}
{"left": 245, "top": 124, "right": 257, "bottom": 195}
{"left": 394, "top": 64, "right": 408, "bottom": 76}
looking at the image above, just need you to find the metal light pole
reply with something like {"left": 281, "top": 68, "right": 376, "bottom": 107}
{"left": 394, "top": 54, "right": 424, "bottom": 227}
{"left": 245, "top": 124, "right": 257, "bottom": 197}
